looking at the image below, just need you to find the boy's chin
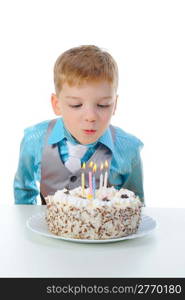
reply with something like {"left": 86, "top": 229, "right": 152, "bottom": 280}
{"left": 77, "top": 135, "right": 99, "bottom": 145}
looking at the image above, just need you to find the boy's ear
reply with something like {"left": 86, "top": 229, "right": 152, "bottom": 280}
{"left": 113, "top": 95, "right": 118, "bottom": 115}
{"left": 51, "top": 93, "right": 62, "bottom": 116}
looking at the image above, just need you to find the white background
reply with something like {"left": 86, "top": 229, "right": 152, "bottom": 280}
{"left": 0, "top": 0, "right": 185, "bottom": 207}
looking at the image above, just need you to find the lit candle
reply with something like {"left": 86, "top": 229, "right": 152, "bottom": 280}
{"left": 88, "top": 161, "right": 93, "bottom": 198}
{"left": 81, "top": 162, "right": 86, "bottom": 197}
{"left": 89, "top": 161, "right": 94, "bottom": 168}
{"left": 92, "top": 164, "right": 97, "bottom": 198}
{"left": 103, "top": 160, "right": 108, "bottom": 188}
{"left": 99, "top": 162, "right": 104, "bottom": 190}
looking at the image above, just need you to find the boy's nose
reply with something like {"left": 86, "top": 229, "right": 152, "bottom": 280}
{"left": 84, "top": 108, "right": 97, "bottom": 122}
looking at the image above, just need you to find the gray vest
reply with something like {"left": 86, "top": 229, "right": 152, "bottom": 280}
{"left": 40, "top": 119, "right": 115, "bottom": 204}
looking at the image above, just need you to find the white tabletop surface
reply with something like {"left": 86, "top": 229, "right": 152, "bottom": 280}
{"left": 0, "top": 205, "right": 185, "bottom": 278}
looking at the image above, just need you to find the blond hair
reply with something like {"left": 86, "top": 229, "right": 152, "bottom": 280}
{"left": 54, "top": 45, "right": 118, "bottom": 96}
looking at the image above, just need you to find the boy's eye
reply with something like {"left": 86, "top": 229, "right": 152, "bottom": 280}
{"left": 69, "top": 104, "right": 110, "bottom": 108}
{"left": 69, "top": 104, "right": 82, "bottom": 108}
{"left": 97, "top": 104, "right": 110, "bottom": 108}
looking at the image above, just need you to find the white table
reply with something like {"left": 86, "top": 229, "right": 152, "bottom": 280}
{"left": 0, "top": 205, "right": 185, "bottom": 277}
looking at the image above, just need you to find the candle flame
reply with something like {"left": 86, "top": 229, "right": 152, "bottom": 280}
{"left": 100, "top": 162, "right": 104, "bottom": 171}
{"left": 82, "top": 162, "right": 86, "bottom": 169}
{"left": 89, "top": 161, "right": 94, "bottom": 168}
{"left": 93, "top": 164, "right": 97, "bottom": 172}
{"left": 104, "top": 160, "right": 108, "bottom": 168}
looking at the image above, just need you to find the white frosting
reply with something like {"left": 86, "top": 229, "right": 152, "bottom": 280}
{"left": 46, "top": 186, "right": 141, "bottom": 208}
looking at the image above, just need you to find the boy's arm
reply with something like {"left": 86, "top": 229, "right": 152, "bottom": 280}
{"left": 14, "top": 132, "right": 39, "bottom": 204}
{"left": 123, "top": 152, "right": 145, "bottom": 204}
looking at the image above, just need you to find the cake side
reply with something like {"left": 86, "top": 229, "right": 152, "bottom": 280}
{"left": 45, "top": 187, "right": 142, "bottom": 240}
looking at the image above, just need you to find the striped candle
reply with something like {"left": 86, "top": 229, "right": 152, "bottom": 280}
{"left": 81, "top": 162, "right": 86, "bottom": 197}
{"left": 99, "top": 162, "right": 104, "bottom": 190}
{"left": 88, "top": 171, "right": 93, "bottom": 196}
{"left": 103, "top": 160, "right": 109, "bottom": 188}
{"left": 92, "top": 164, "right": 97, "bottom": 198}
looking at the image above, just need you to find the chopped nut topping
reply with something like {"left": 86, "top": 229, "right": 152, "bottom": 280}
{"left": 102, "top": 197, "right": 110, "bottom": 201}
{"left": 64, "top": 190, "right": 70, "bottom": 194}
{"left": 121, "top": 194, "right": 129, "bottom": 198}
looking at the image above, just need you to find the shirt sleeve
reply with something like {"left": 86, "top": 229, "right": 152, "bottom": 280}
{"left": 123, "top": 149, "right": 145, "bottom": 204}
{"left": 13, "top": 130, "right": 39, "bottom": 204}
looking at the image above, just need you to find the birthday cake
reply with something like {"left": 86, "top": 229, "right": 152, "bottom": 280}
{"left": 45, "top": 186, "right": 142, "bottom": 240}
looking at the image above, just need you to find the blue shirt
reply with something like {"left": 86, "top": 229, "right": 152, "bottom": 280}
{"left": 14, "top": 118, "right": 144, "bottom": 204}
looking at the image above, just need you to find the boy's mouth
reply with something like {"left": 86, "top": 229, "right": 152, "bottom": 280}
{"left": 83, "top": 129, "right": 97, "bottom": 135}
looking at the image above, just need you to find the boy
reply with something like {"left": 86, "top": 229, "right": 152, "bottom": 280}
{"left": 14, "top": 45, "right": 144, "bottom": 204}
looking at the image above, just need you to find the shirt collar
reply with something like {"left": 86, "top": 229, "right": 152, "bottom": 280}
{"left": 99, "top": 126, "right": 115, "bottom": 155}
{"left": 48, "top": 118, "right": 115, "bottom": 154}
{"left": 48, "top": 118, "right": 77, "bottom": 145}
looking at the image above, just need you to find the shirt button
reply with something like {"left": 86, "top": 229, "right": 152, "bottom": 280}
{"left": 70, "top": 175, "right": 77, "bottom": 182}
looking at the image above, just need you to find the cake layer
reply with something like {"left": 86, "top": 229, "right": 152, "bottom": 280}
{"left": 45, "top": 187, "right": 142, "bottom": 240}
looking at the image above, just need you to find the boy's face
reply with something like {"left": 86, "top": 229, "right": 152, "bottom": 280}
{"left": 51, "top": 80, "right": 117, "bottom": 145}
